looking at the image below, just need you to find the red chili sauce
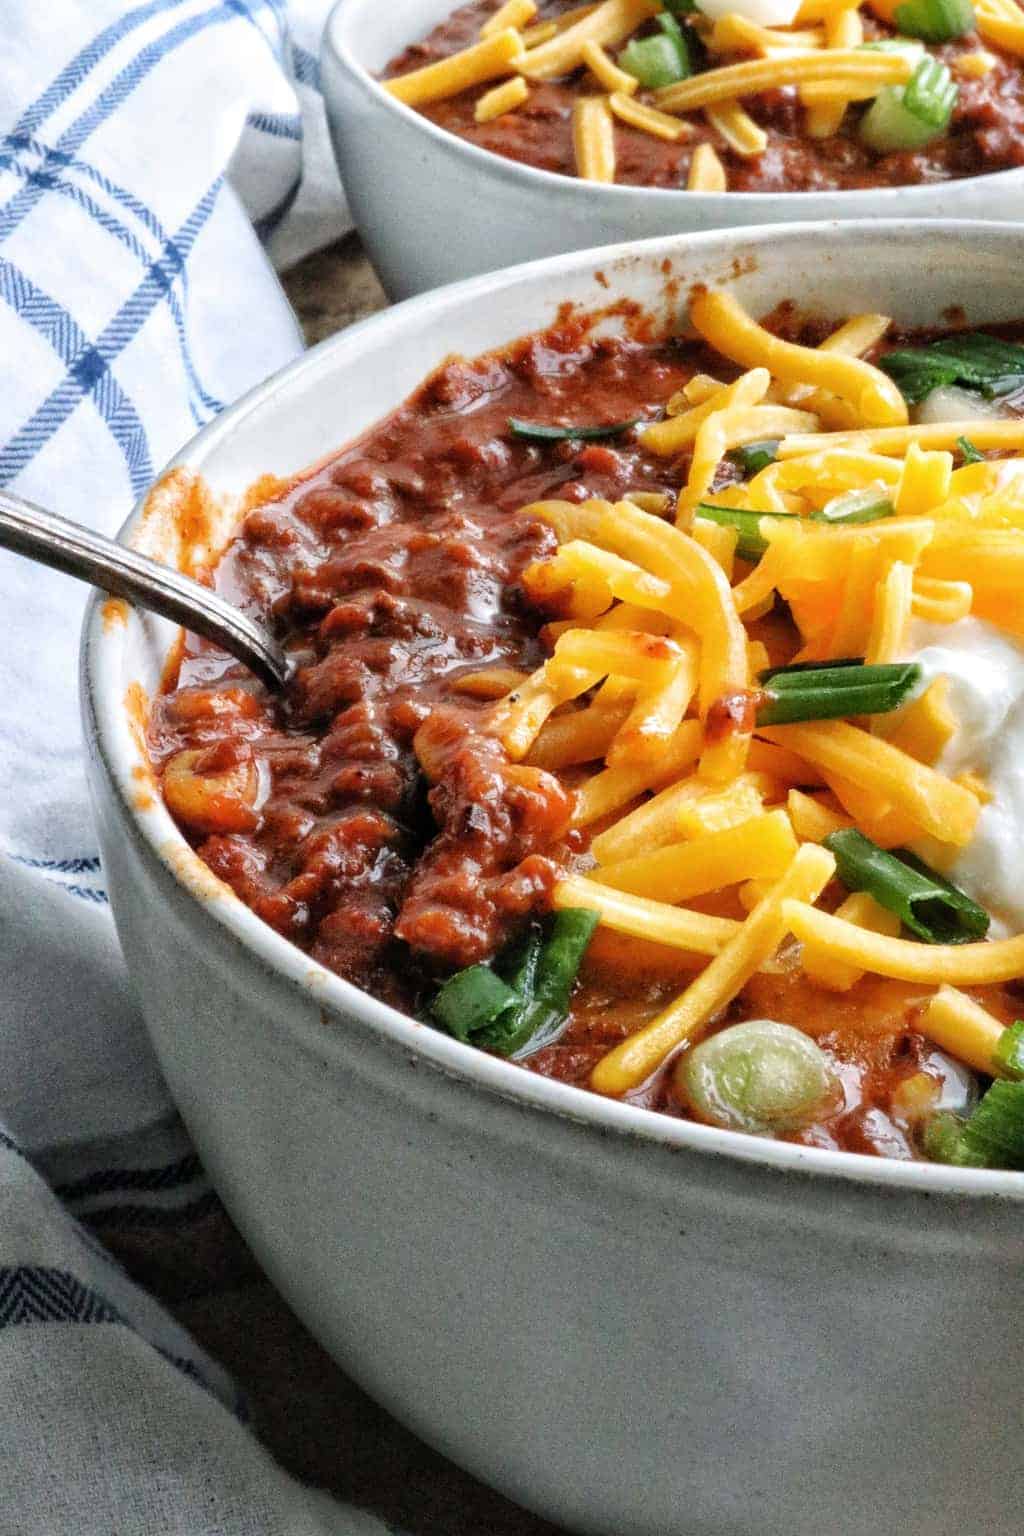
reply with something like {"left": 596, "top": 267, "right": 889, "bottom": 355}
{"left": 382, "top": 0, "right": 1024, "bottom": 191}
{"left": 151, "top": 306, "right": 1022, "bottom": 1160}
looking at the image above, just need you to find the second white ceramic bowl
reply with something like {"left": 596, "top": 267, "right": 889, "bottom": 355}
{"left": 322, "top": 0, "right": 1024, "bottom": 299}
{"left": 84, "top": 222, "right": 1024, "bottom": 1536}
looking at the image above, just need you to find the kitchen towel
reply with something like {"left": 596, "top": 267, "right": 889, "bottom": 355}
{"left": 0, "top": 4, "right": 397, "bottom": 1531}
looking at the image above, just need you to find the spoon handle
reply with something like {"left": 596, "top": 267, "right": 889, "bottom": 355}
{"left": 0, "top": 487, "right": 290, "bottom": 690}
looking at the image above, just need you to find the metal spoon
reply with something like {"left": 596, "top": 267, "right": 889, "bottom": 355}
{"left": 0, "top": 487, "right": 290, "bottom": 690}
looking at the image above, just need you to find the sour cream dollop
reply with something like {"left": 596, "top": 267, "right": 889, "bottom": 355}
{"left": 904, "top": 618, "right": 1024, "bottom": 938}
{"left": 694, "top": 0, "right": 801, "bottom": 25}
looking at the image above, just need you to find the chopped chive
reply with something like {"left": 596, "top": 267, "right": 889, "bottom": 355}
{"left": 756, "top": 662, "right": 920, "bottom": 726}
{"left": 729, "top": 439, "right": 779, "bottom": 477}
{"left": 945, "top": 1080, "right": 1024, "bottom": 1170}
{"left": 430, "top": 964, "right": 519, "bottom": 1043}
{"left": 880, "top": 332, "right": 1024, "bottom": 405}
{"left": 893, "top": 0, "right": 974, "bottom": 43}
{"left": 508, "top": 417, "right": 638, "bottom": 442}
{"left": 823, "top": 828, "right": 991, "bottom": 945}
{"left": 994, "top": 1020, "right": 1024, "bottom": 1080}
{"left": 957, "top": 434, "right": 985, "bottom": 464}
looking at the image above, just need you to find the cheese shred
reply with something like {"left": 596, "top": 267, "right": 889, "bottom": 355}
{"left": 443, "top": 285, "right": 1024, "bottom": 1105}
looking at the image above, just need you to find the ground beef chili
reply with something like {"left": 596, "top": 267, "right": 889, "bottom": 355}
{"left": 151, "top": 306, "right": 1023, "bottom": 1162}
{"left": 382, "top": 0, "right": 1024, "bottom": 192}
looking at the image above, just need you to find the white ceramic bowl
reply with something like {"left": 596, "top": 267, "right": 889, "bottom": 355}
{"left": 322, "top": 0, "right": 1024, "bottom": 299}
{"left": 84, "top": 222, "right": 1024, "bottom": 1536}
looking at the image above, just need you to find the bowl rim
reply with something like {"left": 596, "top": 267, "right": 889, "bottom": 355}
{"left": 83, "top": 218, "right": 1024, "bottom": 1203}
{"left": 322, "top": 0, "right": 1024, "bottom": 207}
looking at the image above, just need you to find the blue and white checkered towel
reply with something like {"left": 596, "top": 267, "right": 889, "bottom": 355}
{"left": 0, "top": 5, "right": 402, "bottom": 1531}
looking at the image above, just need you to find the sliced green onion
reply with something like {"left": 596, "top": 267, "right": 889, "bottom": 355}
{"left": 729, "top": 439, "right": 779, "bottom": 477}
{"left": 816, "top": 489, "right": 894, "bottom": 526}
{"left": 473, "top": 931, "right": 543, "bottom": 1055}
{"left": 860, "top": 88, "right": 949, "bottom": 154}
{"left": 860, "top": 57, "right": 957, "bottom": 154}
{"left": 618, "top": 22, "right": 691, "bottom": 88}
{"left": 694, "top": 504, "right": 793, "bottom": 561}
{"left": 933, "top": 1080, "right": 1024, "bottom": 1170}
{"left": 695, "top": 495, "right": 892, "bottom": 564}
{"left": 435, "top": 909, "right": 599, "bottom": 1059}
{"left": 661, "top": 0, "right": 699, "bottom": 13}
{"left": 922, "top": 1108, "right": 966, "bottom": 1163}
{"left": 680, "top": 1019, "right": 838, "bottom": 1136}
{"left": 893, "top": 0, "right": 974, "bottom": 42}
{"left": 491, "top": 907, "right": 600, "bottom": 1058}
{"left": 508, "top": 416, "right": 638, "bottom": 442}
{"left": 430, "top": 964, "right": 518, "bottom": 1043}
{"left": 823, "top": 829, "right": 991, "bottom": 945}
{"left": 904, "top": 55, "right": 959, "bottom": 124}
{"left": 756, "top": 662, "right": 920, "bottom": 726}
{"left": 994, "top": 1020, "right": 1024, "bottom": 1081}
{"left": 957, "top": 434, "right": 985, "bottom": 464}
{"left": 881, "top": 333, "right": 1024, "bottom": 405}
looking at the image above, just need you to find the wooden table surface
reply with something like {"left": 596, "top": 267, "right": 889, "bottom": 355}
{"left": 96, "top": 233, "right": 565, "bottom": 1536}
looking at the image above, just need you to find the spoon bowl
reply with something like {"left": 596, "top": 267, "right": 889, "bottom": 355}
{"left": 0, "top": 487, "right": 290, "bottom": 690}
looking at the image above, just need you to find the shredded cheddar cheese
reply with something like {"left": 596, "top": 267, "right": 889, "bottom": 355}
{"left": 518, "top": 0, "right": 660, "bottom": 79}
{"left": 802, "top": 890, "right": 901, "bottom": 991}
{"left": 609, "top": 90, "right": 689, "bottom": 139}
{"left": 480, "top": 0, "right": 537, "bottom": 38}
{"left": 920, "top": 986, "right": 1007, "bottom": 1075}
{"left": 780, "top": 420, "right": 1024, "bottom": 456}
{"left": 590, "top": 844, "right": 835, "bottom": 1095}
{"left": 384, "top": 29, "right": 525, "bottom": 107}
{"left": 573, "top": 94, "right": 617, "bottom": 181}
{"left": 474, "top": 74, "right": 530, "bottom": 121}
{"left": 593, "top": 809, "right": 799, "bottom": 902}
{"left": 687, "top": 141, "right": 727, "bottom": 189}
{"left": 802, "top": 0, "right": 863, "bottom": 137}
{"left": 785, "top": 904, "right": 1024, "bottom": 985}
{"left": 654, "top": 48, "right": 910, "bottom": 114}
{"left": 690, "top": 289, "right": 908, "bottom": 427}
{"left": 521, "top": 19, "right": 559, "bottom": 45}
{"left": 975, "top": 2, "right": 1024, "bottom": 58}
{"left": 582, "top": 38, "right": 639, "bottom": 93}
{"left": 703, "top": 100, "right": 768, "bottom": 157}
{"left": 447, "top": 285, "right": 1024, "bottom": 1110}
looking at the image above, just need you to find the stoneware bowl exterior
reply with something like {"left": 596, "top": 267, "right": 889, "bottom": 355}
{"left": 83, "top": 222, "right": 1024, "bottom": 1536}
{"left": 321, "top": 0, "right": 1024, "bottom": 300}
